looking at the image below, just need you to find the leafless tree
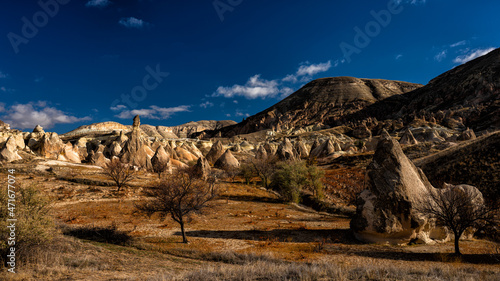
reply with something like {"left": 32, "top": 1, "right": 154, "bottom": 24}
{"left": 103, "top": 158, "right": 136, "bottom": 191}
{"left": 251, "top": 155, "right": 278, "bottom": 189}
{"left": 136, "top": 169, "right": 218, "bottom": 243}
{"left": 416, "top": 185, "right": 497, "bottom": 255}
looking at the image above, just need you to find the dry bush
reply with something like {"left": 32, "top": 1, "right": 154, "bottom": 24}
{"left": 0, "top": 184, "right": 55, "bottom": 266}
{"left": 102, "top": 158, "right": 137, "bottom": 191}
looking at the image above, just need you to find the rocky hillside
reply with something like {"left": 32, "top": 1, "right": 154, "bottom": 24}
{"left": 215, "top": 77, "right": 422, "bottom": 137}
{"left": 62, "top": 120, "right": 236, "bottom": 140}
{"left": 415, "top": 131, "right": 500, "bottom": 205}
{"left": 348, "top": 48, "right": 500, "bottom": 131}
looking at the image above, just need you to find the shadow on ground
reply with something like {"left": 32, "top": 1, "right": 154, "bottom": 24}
{"left": 176, "top": 229, "right": 360, "bottom": 244}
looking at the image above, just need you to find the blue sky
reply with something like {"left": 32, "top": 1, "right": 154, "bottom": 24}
{"left": 0, "top": 0, "right": 498, "bottom": 133}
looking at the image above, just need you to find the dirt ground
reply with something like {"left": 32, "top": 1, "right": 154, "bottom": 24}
{"left": 1, "top": 160, "right": 499, "bottom": 280}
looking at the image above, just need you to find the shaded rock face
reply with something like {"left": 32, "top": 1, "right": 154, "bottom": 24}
{"left": 294, "top": 140, "right": 309, "bottom": 159}
{"left": 350, "top": 137, "right": 438, "bottom": 244}
{"left": 214, "top": 149, "right": 240, "bottom": 170}
{"left": 457, "top": 128, "right": 476, "bottom": 141}
{"left": 399, "top": 129, "right": 418, "bottom": 145}
{"left": 151, "top": 145, "right": 171, "bottom": 175}
{"left": 255, "top": 145, "right": 267, "bottom": 159}
{"left": 276, "top": 138, "right": 296, "bottom": 161}
{"left": 310, "top": 139, "right": 337, "bottom": 158}
{"left": 353, "top": 124, "right": 372, "bottom": 139}
{"left": 206, "top": 140, "right": 225, "bottom": 164}
{"left": 192, "top": 155, "right": 211, "bottom": 180}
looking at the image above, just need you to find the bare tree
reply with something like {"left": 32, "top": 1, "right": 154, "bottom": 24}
{"left": 417, "top": 185, "right": 497, "bottom": 255}
{"left": 136, "top": 169, "right": 218, "bottom": 243}
{"left": 103, "top": 158, "right": 136, "bottom": 191}
{"left": 251, "top": 155, "right": 277, "bottom": 189}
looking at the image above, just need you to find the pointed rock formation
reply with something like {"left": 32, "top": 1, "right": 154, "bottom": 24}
{"left": 294, "top": 140, "right": 309, "bottom": 159}
{"left": 350, "top": 137, "right": 439, "bottom": 244}
{"left": 120, "top": 115, "right": 152, "bottom": 169}
{"left": 206, "top": 140, "right": 225, "bottom": 164}
{"left": 310, "top": 139, "right": 336, "bottom": 158}
{"left": 263, "top": 142, "right": 278, "bottom": 156}
{"left": 151, "top": 145, "right": 172, "bottom": 176}
{"left": 33, "top": 125, "right": 44, "bottom": 133}
{"left": 214, "top": 149, "right": 240, "bottom": 170}
{"left": 255, "top": 145, "right": 268, "bottom": 159}
{"left": 426, "top": 128, "right": 445, "bottom": 142}
{"left": 399, "top": 128, "right": 418, "bottom": 145}
{"left": 276, "top": 138, "right": 296, "bottom": 161}
{"left": 192, "top": 155, "right": 211, "bottom": 180}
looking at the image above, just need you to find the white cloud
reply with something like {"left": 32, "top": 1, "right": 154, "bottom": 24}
{"left": 119, "top": 17, "right": 149, "bottom": 29}
{"left": 110, "top": 104, "right": 127, "bottom": 111}
{"left": 114, "top": 105, "right": 190, "bottom": 120}
{"left": 214, "top": 60, "right": 333, "bottom": 100}
{"left": 0, "top": 72, "right": 9, "bottom": 79}
{"left": 453, "top": 47, "right": 495, "bottom": 64}
{"left": 296, "top": 61, "right": 332, "bottom": 76}
{"left": 395, "top": 54, "right": 403, "bottom": 60}
{"left": 85, "top": 0, "right": 111, "bottom": 8}
{"left": 200, "top": 101, "right": 214, "bottom": 108}
{"left": 0, "top": 103, "right": 5, "bottom": 113}
{"left": 213, "top": 75, "right": 283, "bottom": 99}
{"left": 434, "top": 50, "right": 447, "bottom": 62}
{"left": 450, "top": 40, "right": 466, "bottom": 48}
{"left": 235, "top": 111, "right": 250, "bottom": 117}
{"left": 1, "top": 101, "right": 91, "bottom": 129}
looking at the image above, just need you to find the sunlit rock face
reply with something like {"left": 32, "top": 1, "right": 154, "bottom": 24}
{"left": 350, "top": 136, "right": 441, "bottom": 244}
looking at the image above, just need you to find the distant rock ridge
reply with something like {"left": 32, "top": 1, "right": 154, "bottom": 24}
{"left": 62, "top": 120, "right": 236, "bottom": 140}
{"left": 207, "top": 77, "right": 422, "bottom": 137}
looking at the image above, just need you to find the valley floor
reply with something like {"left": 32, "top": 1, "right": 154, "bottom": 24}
{"left": 1, "top": 164, "right": 499, "bottom": 281}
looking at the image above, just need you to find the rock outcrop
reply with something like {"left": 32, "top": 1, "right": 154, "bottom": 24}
{"left": 206, "top": 140, "right": 225, "bottom": 164}
{"left": 192, "top": 155, "right": 211, "bottom": 180}
{"left": 276, "top": 138, "right": 296, "bottom": 161}
{"left": 0, "top": 136, "right": 22, "bottom": 162}
{"left": 350, "top": 136, "right": 439, "bottom": 244}
{"left": 120, "top": 115, "right": 152, "bottom": 169}
{"left": 151, "top": 145, "right": 172, "bottom": 176}
{"left": 457, "top": 128, "right": 476, "bottom": 141}
{"left": 399, "top": 128, "right": 418, "bottom": 145}
{"left": 214, "top": 149, "right": 240, "bottom": 170}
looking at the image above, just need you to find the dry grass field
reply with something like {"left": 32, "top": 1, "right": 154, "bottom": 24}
{"left": 1, "top": 160, "right": 499, "bottom": 280}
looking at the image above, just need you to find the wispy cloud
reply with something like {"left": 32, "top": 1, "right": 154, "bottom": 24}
{"left": 199, "top": 101, "right": 214, "bottom": 108}
{"left": 119, "top": 17, "right": 150, "bottom": 29}
{"left": 0, "top": 71, "right": 9, "bottom": 79}
{"left": 395, "top": 54, "right": 403, "bottom": 60}
{"left": 85, "top": 0, "right": 111, "bottom": 8}
{"left": 453, "top": 47, "right": 495, "bottom": 64}
{"left": 213, "top": 60, "right": 333, "bottom": 100}
{"left": 434, "top": 50, "right": 447, "bottom": 62}
{"left": 1, "top": 101, "right": 91, "bottom": 129}
{"left": 450, "top": 40, "right": 467, "bottom": 48}
{"left": 112, "top": 105, "right": 190, "bottom": 119}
